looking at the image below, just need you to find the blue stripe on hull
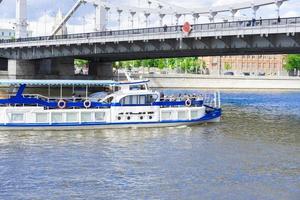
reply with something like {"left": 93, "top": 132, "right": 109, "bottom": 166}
{"left": 0, "top": 109, "right": 221, "bottom": 129}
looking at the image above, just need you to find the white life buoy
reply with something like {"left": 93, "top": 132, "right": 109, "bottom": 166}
{"left": 83, "top": 99, "right": 92, "bottom": 108}
{"left": 185, "top": 99, "right": 192, "bottom": 107}
{"left": 58, "top": 99, "right": 66, "bottom": 109}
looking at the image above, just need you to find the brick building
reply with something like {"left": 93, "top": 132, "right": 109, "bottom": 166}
{"left": 202, "top": 55, "right": 287, "bottom": 76}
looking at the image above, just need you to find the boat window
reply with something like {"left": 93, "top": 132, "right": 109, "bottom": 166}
{"left": 161, "top": 111, "right": 172, "bottom": 120}
{"left": 129, "top": 84, "right": 147, "bottom": 90}
{"left": 139, "top": 95, "right": 146, "bottom": 104}
{"left": 10, "top": 113, "right": 24, "bottom": 123}
{"left": 132, "top": 95, "right": 138, "bottom": 104}
{"left": 191, "top": 111, "right": 199, "bottom": 119}
{"left": 36, "top": 113, "right": 48, "bottom": 123}
{"left": 178, "top": 111, "right": 188, "bottom": 120}
{"left": 66, "top": 113, "right": 78, "bottom": 122}
{"left": 102, "top": 96, "right": 114, "bottom": 103}
{"left": 81, "top": 112, "right": 92, "bottom": 122}
{"left": 95, "top": 112, "right": 105, "bottom": 121}
{"left": 52, "top": 113, "right": 63, "bottom": 123}
{"left": 146, "top": 95, "right": 158, "bottom": 104}
{"left": 120, "top": 94, "right": 158, "bottom": 105}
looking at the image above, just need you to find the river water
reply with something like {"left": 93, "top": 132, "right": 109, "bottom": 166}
{"left": 0, "top": 91, "right": 299, "bottom": 199}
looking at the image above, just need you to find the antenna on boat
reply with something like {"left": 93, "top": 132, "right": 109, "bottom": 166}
{"left": 124, "top": 71, "right": 133, "bottom": 82}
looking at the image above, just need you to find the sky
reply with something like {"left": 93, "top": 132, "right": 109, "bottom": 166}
{"left": 0, "top": 0, "right": 300, "bottom": 36}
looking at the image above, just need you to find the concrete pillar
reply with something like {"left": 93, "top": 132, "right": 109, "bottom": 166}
{"left": 8, "top": 59, "right": 36, "bottom": 79}
{"left": 7, "top": 58, "right": 113, "bottom": 80}
{"left": 15, "top": 0, "right": 28, "bottom": 38}
{"left": 51, "top": 58, "right": 75, "bottom": 78}
{"left": 37, "top": 59, "right": 52, "bottom": 75}
{"left": 0, "top": 58, "right": 8, "bottom": 71}
{"left": 94, "top": 0, "right": 107, "bottom": 31}
{"left": 89, "top": 61, "right": 113, "bottom": 80}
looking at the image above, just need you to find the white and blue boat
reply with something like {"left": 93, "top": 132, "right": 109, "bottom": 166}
{"left": 0, "top": 77, "right": 221, "bottom": 130}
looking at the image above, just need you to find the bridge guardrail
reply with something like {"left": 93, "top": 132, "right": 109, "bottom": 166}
{"left": 0, "top": 17, "right": 299, "bottom": 45}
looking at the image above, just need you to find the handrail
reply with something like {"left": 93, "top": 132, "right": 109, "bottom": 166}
{"left": 0, "top": 16, "right": 299, "bottom": 44}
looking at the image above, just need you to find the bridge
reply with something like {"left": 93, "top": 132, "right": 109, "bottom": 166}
{"left": 1, "top": 17, "right": 300, "bottom": 60}
{"left": 0, "top": 0, "right": 299, "bottom": 79}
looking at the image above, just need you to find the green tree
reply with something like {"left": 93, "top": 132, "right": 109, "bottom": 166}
{"left": 284, "top": 54, "right": 300, "bottom": 72}
{"left": 74, "top": 59, "right": 88, "bottom": 68}
{"left": 224, "top": 62, "right": 232, "bottom": 71}
{"left": 158, "top": 59, "right": 165, "bottom": 69}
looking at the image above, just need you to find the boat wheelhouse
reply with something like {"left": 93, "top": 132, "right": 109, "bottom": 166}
{"left": 0, "top": 78, "right": 221, "bottom": 130}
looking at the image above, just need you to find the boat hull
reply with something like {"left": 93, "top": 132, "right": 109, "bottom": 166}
{"left": 0, "top": 109, "right": 221, "bottom": 131}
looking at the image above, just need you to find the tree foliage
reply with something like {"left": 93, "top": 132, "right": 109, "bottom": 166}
{"left": 284, "top": 54, "right": 300, "bottom": 71}
{"left": 115, "top": 57, "right": 205, "bottom": 73}
{"left": 224, "top": 62, "right": 232, "bottom": 71}
{"left": 74, "top": 59, "right": 89, "bottom": 68}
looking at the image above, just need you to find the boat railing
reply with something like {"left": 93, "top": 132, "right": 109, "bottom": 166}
{"left": 203, "top": 92, "right": 221, "bottom": 108}
{"left": 47, "top": 97, "right": 101, "bottom": 102}
{"left": 160, "top": 95, "right": 204, "bottom": 102}
{"left": 0, "top": 93, "right": 103, "bottom": 108}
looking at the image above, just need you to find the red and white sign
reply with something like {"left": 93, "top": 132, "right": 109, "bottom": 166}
{"left": 182, "top": 22, "right": 192, "bottom": 34}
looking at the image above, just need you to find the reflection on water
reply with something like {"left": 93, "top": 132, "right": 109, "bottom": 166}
{"left": 0, "top": 92, "right": 300, "bottom": 199}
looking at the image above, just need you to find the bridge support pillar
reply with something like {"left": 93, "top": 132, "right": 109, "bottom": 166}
{"left": 51, "top": 58, "right": 75, "bottom": 78}
{"left": 89, "top": 61, "right": 113, "bottom": 80}
{"left": 8, "top": 59, "right": 37, "bottom": 79}
{"left": 0, "top": 58, "right": 8, "bottom": 71}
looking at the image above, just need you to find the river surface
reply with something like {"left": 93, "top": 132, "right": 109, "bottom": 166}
{"left": 0, "top": 91, "right": 299, "bottom": 200}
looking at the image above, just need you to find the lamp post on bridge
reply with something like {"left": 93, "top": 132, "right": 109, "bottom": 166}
{"left": 158, "top": 4, "right": 165, "bottom": 26}
{"left": 209, "top": 10, "right": 217, "bottom": 23}
{"left": 159, "top": 13, "right": 166, "bottom": 27}
{"left": 275, "top": 0, "right": 283, "bottom": 18}
{"left": 192, "top": 13, "right": 200, "bottom": 24}
{"left": 230, "top": 8, "right": 237, "bottom": 21}
{"left": 144, "top": 12, "right": 150, "bottom": 28}
{"left": 117, "top": 9, "right": 123, "bottom": 30}
{"left": 175, "top": 13, "right": 182, "bottom": 26}
{"left": 105, "top": 6, "right": 110, "bottom": 30}
{"left": 251, "top": 4, "right": 259, "bottom": 19}
{"left": 130, "top": 11, "right": 136, "bottom": 29}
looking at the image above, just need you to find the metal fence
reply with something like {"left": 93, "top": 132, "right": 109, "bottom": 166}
{"left": 0, "top": 17, "right": 299, "bottom": 44}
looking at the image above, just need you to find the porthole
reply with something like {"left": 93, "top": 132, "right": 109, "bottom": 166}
{"left": 149, "top": 116, "right": 152, "bottom": 119}
{"left": 117, "top": 116, "right": 121, "bottom": 120}
{"left": 127, "top": 116, "right": 131, "bottom": 120}
{"left": 140, "top": 116, "right": 143, "bottom": 120}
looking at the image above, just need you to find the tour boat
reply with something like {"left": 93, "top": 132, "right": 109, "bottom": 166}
{"left": 0, "top": 77, "right": 221, "bottom": 130}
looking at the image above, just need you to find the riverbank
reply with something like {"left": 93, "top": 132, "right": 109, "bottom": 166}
{"left": 140, "top": 74, "right": 300, "bottom": 90}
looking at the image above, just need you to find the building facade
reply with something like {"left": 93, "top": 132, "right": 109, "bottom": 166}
{"left": 0, "top": 28, "right": 15, "bottom": 40}
{"left": 0, "top": 28, "right": 32, "bottom": 40}
{"left": 202, "top": 55, "right": 287, "bottom": 76}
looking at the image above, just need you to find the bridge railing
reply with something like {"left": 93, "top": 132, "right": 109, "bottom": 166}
{"left": 1, "top": 17, "right": 300, "bottom": 44}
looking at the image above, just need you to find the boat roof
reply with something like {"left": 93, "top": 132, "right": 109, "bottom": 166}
{"left": 0, "top": 79, "right": 149, "bottom": 86}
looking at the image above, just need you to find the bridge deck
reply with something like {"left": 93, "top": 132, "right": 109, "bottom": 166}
{"left": 0, "top": 17, "right": 299, "bottom": 49}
